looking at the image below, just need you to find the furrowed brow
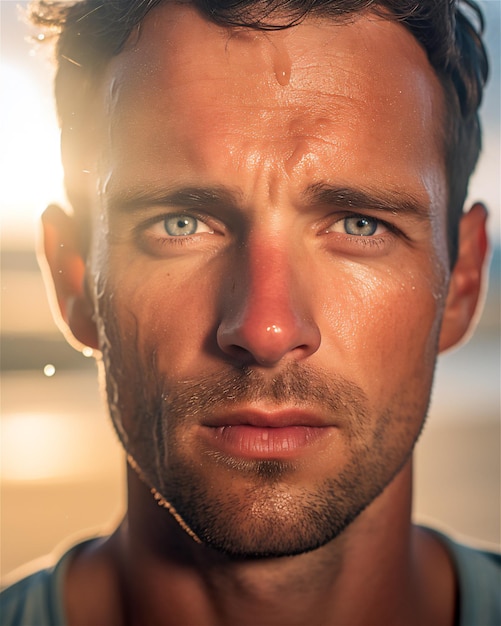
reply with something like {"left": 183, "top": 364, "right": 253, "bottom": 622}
{"left": 106, "top": 185, "right": 241, "bottom": 214}
{"left": 305, "top": 184, "right": 430, "bottom": 219}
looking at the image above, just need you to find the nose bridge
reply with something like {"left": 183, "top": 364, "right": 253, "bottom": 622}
{"left": 217, "top": 232, "right": 321, "bottom": 366}
{"left": 245, "top": 236, "right": 293, "bottom": 320}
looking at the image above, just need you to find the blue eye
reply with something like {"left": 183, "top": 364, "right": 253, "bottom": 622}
{"left": 324, "top": 214, "right": 387, "bottom": 238}
{"left": 164, "top": 215, "right": 198, "bottom": 236}
{"left": 344, "top": 216, "right": 378, "bottom": 236}
{"left": 146, "top": 213, "right": 214, "bottom": 245}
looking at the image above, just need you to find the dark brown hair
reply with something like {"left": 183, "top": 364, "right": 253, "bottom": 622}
{"left": 30, "top": 0, "right": 489, "bottom": 264}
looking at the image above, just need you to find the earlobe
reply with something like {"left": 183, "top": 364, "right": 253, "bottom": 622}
{"left": 439, "top": 203, "right": 488, "bottom": 353}
{"left": 40, "top": 204, "right": 99, "bottom": 351}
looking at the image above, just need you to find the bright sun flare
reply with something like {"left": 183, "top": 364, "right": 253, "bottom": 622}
{"left": 0, "top": 63, "right": 65, "bottom": 242}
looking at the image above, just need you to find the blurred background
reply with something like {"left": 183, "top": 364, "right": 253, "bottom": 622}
{"left": 1, "top": 0, "right": 500, "bottom": 581}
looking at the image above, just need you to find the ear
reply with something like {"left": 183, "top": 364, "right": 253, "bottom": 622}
{"left": 40, "top": 204, "right": 99, "bottom": 351}
{"left": 439, "top": 203, "right": 488, "bottom": 353}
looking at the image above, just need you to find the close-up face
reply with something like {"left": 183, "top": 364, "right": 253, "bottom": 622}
{"left": 79, "top": 4, "right": 453, "bottom": 556}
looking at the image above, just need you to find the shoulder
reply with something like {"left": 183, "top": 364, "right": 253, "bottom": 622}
{"left": 0, "top": 539, "right": 99, "bottom": 626}
{"left": 0, "top": 566, "right": 64, "bottom": 626}
{"left": 430, "top": 529, "right": 501, "bottom": 626}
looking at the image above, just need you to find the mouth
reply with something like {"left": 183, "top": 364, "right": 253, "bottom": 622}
{"left": 201, "top": 409, "right": 336, "bottom": 459}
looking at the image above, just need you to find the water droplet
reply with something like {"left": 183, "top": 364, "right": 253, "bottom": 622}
{"left": 274, "top": 64, "right": 291, "bottom": 86}
{"left": 82, "top": 346, "right": 93, "bottom": 358}
{"left": 277, "top": 69, "right": 290, "bottom": 85}
{"left": 272, "top": 40, "right": 291, "bottom": 86}
{"left": 44, "top": 364, "right": 56, "bottom": 377}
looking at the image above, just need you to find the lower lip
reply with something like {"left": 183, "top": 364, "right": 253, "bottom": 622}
{"left": 203, "top": 425, "right": 333, "bottom": 459}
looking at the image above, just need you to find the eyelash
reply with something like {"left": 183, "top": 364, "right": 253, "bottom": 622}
{"left": 339, "top": 233, "right": 388, "bottom": 250}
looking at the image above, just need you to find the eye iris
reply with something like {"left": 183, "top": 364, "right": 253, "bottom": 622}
{"left": 345, "top": 216, "right": 377, "bottom": 236}
{"left": 164, "top": 216, "right": 197, "bottom": 236}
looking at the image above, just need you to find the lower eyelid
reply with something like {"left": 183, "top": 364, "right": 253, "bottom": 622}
{"left": 322, "top": 233, "right": 393, "bottom": 255}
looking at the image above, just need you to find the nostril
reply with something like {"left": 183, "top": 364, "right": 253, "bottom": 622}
{"left": 222, "top": 343, "right": 255, "bottom": 363}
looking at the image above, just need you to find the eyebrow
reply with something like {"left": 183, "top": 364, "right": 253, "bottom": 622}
{"left": 106, "top": 185, "right": 241, "bottom": 215}
{"left": 107, "top": 182, "right": 430, "bottom": 220}
{"left": 304, "top": 183, "right": 430, "bottom": 220}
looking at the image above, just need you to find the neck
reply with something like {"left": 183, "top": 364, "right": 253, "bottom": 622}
{"left": 106, "top": 460, "right": 445, "bottom": 626}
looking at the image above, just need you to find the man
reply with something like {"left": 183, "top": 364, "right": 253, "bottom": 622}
{"left": 1, "top": 0, "right": 499, "bottom": 624}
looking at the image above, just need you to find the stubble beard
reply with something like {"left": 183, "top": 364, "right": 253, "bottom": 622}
{"left": 160, "top": 414, "right": 415, "bottom": 558}
{"left": 98, "top": 325, "right": 428, "bottom": 558}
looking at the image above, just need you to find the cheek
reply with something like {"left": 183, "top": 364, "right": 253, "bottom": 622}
{"left": 99, "top": 259, "right": 220, "bottom": 375}
{"left": 320, "top": 262, "right": 444, "bottom": 390}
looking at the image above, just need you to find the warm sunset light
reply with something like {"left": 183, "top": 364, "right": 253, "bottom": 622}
{"left": 0, "top": 62, "right": 65, "bottom": 243}
{"left": 1, "top": 411, "right": 121, "bottom": 483}
{"left": 2, "top": 413, "right": 86, "bottom": 482}
{"left": 0, "top": 0, "right": 498, "bottom": 592}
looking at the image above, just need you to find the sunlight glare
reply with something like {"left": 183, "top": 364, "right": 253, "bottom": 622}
{"left": 0, "top": 63, "right": 64, "bottom": 241}
{"left": 1, "top": 413, "right": 112, "bottom": 483}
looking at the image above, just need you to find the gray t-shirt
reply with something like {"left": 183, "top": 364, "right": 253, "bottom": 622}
{"left": 1, "top": 531, "right": 500, "bottom": 625}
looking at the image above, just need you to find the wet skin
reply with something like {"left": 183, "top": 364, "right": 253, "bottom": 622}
{"left": 59, "top": 5, "right": 483, "bottom": 559}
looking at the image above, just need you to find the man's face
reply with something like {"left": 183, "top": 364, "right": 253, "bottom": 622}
{"left": 85, "top": 5, "right": 450, "bottom": 556}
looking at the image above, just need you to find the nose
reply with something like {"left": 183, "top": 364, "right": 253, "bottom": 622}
{"left": 217, "top": 240, "right": 321, "bottom": 367}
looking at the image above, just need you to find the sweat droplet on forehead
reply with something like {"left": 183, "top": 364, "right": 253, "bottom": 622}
{"left": 272, "top": 37, "right": 292, "bottom": 86}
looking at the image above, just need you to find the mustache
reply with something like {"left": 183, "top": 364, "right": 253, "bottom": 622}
{"left": 159, "top": 363, "right": 369, "bottom": 426}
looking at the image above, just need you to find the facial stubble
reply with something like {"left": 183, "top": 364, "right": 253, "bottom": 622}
{"left": 98, "top": 314, "right": 427, "bottom": 558}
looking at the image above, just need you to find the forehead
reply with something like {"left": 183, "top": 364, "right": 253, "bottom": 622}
{"left": 95, "top": 4, "right": 445, "bottom": 202}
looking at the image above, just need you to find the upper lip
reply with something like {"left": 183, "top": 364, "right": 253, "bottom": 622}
{"left": 202, "top": 408, "right": 331, "bottom": 428}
